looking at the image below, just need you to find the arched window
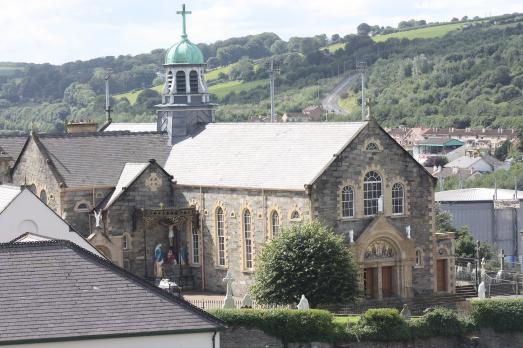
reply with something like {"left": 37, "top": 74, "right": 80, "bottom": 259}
{"left": 392, "top": 183, "right": 404, "bottom": 215}
{"left": 166, "top": 71, "right": 174, "bottom": 93}
{"left": 271, "top": 211, "right": 279, "bottom": 238}
{"left": 39, "top": 189, "right": 47, "bottom": 205}
{"left": 123, "top": 234, "right": 129, "bottom": 250}
{"left": 176, "top": 71, "right": 186, "bottom": 93}
{"left": 290, "top": 211, "right": 300, "bottom": 220}
{"left": 366, "top": 142, "right": 379, "bottom": 151}
{"left": 192, "top": 223, "right": 200, "bottom": 264}
{"left": 189, "top": 70, "right": 198, "bottom": 93}
{"left": 216, "top": 207, "right": 225, "bottom": 267}
{"left": 363, "top": 171, "right": 382, "bottom": 216}
{"left": 243, "top": 209, "right": 253, "bottom": 269}
{"left": 75, "top": 201, "right": 91, "bottom": 212}
{"left": 341, "top": 186, "right": 354, "bottom": 218}
{"left": 415, "top": 249, "right": 423, "bottom": 266}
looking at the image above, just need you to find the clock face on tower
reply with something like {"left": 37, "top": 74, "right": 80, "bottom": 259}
{"left": 145, "top": 172, "right": 162, "bottom": 192}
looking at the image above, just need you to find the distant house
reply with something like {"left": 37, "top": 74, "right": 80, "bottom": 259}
{"left": 445, "top": 153, "right": 504, "bottom": 174}
{"left": 0, "top": 240, "right": 224, "bottom": 347}
{"left": 0, "top": 185, "right": 102, "bottom": 256}
{"left": 282, "top": 105, "right": 325, "bottom": 122}
{"left": 413, "top": 138, "right": 464, "bottom": 164}
{"left": 436, "top": 188, "right": 523, "bottom": 260}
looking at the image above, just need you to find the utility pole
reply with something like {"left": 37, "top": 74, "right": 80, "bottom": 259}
{"left": 266, "top": 59, "right": 280, "bottom": 122}
{"left": 356, "top": 61, "right": 367, "bottom": 121}
{"left": 104, "top": 69, "right": 113, "bottom": 123}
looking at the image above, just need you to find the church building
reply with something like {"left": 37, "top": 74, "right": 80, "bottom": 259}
{"left": 1, "top": 5, "right": 454, "bottom": 299}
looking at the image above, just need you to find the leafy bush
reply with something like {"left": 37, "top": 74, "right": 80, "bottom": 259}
{"left": 209, "top": 308, "right": 335, "bottom": 343}
{"left": 470, "top": 299, "right": 523, "bottom": 332}
{"left": 354, "top": 308, "right": 410, "bottom": 341}
{"left": 409, "top": 307, "right": 463, "bottom": 338}
{"left": 251, "top": 220, "right": 359, "bottom": 307}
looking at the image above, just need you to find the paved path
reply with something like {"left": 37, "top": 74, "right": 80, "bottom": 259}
{"left": 321, "top": 73, "right": 360, "bottom": 114}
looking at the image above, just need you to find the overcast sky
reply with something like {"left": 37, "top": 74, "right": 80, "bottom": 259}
{"left": 2, "top": 0, "right": 523, "bottom": 64}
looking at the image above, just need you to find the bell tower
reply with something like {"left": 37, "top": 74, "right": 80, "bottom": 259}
{"left": 156, "top": 4, "right": 216, "bottom": 144}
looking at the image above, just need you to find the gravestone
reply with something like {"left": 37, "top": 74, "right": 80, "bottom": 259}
{"left": 222, "top": 271, "right": 236, "bottom": 309}
{"left": 297, "top": 294, "right": 309, "bottom": 310}
{"left": 400, "top": 304, "right": 411, "bottom": 320}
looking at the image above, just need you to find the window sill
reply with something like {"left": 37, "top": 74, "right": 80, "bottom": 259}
{"left": 215, "top": 266, "right": 228, "bottom": 271}
{"left": 340, "top": 217, "right": 358, "bottom": 221}
{"left": 242, "top": 269, "right": 255, "bottom": 274}
{"left": 189, "top": 264, "right": 201, "bottom": 268}
{"left": 390, "top": 214, "right": 408, "bottom": 219}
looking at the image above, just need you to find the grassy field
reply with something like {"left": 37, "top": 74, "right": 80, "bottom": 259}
{"left": 206, "top": 64, "right": 235, "bottom": 81}
{"left": 372, "top": 22, "right": 466, "bottom": 42}
{"left": 114, "top": 78, "right": 270, "bottom": 105}
{"left": 338, "top": 90, "right": 359, "bottom": 113}
{"left": 324, "top": 42, "right": 345, "bottom": 53}
{"left": 209, "top": 79, "right": 269, "bottom": 99}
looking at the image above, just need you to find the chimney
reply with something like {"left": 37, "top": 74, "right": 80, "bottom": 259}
{"left": 66, "top": 120, "right": 98, "bottom": 134}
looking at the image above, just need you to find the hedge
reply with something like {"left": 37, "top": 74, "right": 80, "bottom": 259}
{"left": 470, "top": 298, "right": 523, "bottom": 332}
{"left": 209, "top": 309, "right": 335, "bottom": 343}
{"left": 212, "top": 301, "right": 523, "bottom": 343}
{"left": 409, "top": 307, "right": 464, "bottom": 338}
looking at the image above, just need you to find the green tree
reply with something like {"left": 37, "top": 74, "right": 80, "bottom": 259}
{"left": 494, "top": 139, "right": 512, "bottom": 161}
{"left": 357, "top": 23, "right": 372, "bottom": 36}
{"left": 251, "top": 220, "right": 359, "bottom": 307}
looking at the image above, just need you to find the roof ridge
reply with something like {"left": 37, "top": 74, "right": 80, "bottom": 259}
{"left": 0, "top": 240, "right": 225, "bottom": 329}
{"left": 38, "top": 131, "right": 167, "bottom": 138}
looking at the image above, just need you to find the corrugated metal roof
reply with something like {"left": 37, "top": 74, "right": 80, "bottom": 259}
{"left": 101, "top": 163, "right": 148, "bottom": 209}
{"left": 165, "top": 122, "right": 367, "bottom": 190}
{"left": 104, "top": 123, "right": 157, "bottom": 132}
{"left": 0, "top": 185, "right": 20, "bottom": 213}
{"left": 436, "top": 188, "right": 523, "bottom": 202}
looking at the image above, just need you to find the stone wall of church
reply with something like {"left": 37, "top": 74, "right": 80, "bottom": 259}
{"left": 12, "top": 138, "right": 61, "bottom": 212}
{"left": 106, "top": 165, "right": 175, "bottom": 276}
{"left": 173, "top": 186, "right": 310, "bottom": 295}
{"left": 311, "top": 121, "right": 437, "bottom": 295}
{"left": 61, "top": 187, "right": 113, "bottom": 236}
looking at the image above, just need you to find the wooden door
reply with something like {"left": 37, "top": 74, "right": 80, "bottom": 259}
{"left": 382, "top": 266, "right": 393, "bottom": 297}
{"left": 364, "top": 268, "right": 375, "bottom": 299}
{"left": 437, "top": 259, "right": 447, "bottom": 292}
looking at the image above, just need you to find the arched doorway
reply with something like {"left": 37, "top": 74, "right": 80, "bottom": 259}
{"left": 362, "top": 238, "right": 400, "bottom": 299}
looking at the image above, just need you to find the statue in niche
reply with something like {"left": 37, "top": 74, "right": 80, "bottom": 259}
{"left": 166, "top": 247, "right": 177, "bottom": 265}
{"left": 153, "top": 244, "right": 164, "bottom": 279}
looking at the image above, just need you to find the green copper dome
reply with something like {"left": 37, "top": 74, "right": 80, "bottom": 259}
{"left": 165, "top": 38, "right": 204, "bottom": 65}
{"left": 164, "top": 4, "right": 204, "bottom": 65}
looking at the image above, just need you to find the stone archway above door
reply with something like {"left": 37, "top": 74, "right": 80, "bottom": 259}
{"left": 350, "top": 214, "right": 417, "bottom": 298}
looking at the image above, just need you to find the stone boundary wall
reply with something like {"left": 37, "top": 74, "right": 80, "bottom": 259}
{"left": 220, "top": 326, "right": 523, "bottom": 348}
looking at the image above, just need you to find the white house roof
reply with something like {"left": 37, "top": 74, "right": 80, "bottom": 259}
{"left": 101, "top": 163, "right": 149, "bottom": 209}
{"left": 436, "top": 188, "right": 523, "bottom": 202}
{"left": 104, "top": 123, "right": 157, "bottom": 132}
{"left": 445, "top": 156, "right": 484, "bottom": 169}
{"left": 0, "top": 185, "right": 21, "bottom": 213}
{"left": 164, "top": 122, "right": 368, "bottom": 190}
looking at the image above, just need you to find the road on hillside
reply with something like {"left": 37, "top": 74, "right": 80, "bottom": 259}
{"left": 321, "top": 73, "right": 360, "bottom": 115}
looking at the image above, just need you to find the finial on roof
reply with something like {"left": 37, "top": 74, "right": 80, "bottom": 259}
{"left": 177, "top": 4, "right": 192, "bottom": 39}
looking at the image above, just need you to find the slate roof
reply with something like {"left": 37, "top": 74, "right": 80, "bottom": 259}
{"left": 0, "top": 134, "right": 28, "bottom": 162}
{"left": 0, "top": 185, "right": 21, "bottom": 213}
{"left": 0, "top": 241, "right": 224, "bottom": 345}
{"left": 103, "top": 122, "right": 157, "bottom": 132}
{"left": 445, "top": 156, "right": 485, "bottom": 169}
{"left": 30, "top": 132, "right": 171, "bottom": 187}
{"left": 101, "top": 162, "right": 149, "bottom": 209}
{"left": 165, "top": 122, "right": 367, "bottom": 190}
{"left": 436, "top": 188, "right": 523, "bottom": 202}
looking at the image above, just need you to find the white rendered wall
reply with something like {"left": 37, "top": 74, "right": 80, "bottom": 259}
{"left": 0, "top": 190, "right": 69, "bottom": 240}
{"left": 1, "top": 332, "right": 219, "bottom": 348}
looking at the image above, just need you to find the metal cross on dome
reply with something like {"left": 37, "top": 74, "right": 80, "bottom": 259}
{"left": 177, "top": 4, "right": 192, "bottom": 38}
